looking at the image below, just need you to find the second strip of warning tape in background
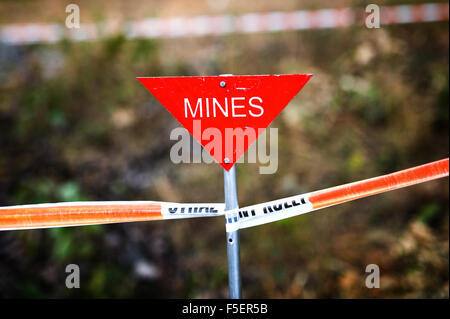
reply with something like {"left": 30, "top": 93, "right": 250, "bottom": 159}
{"left": 1, "top": 3, "right": 449, "bottom": 45}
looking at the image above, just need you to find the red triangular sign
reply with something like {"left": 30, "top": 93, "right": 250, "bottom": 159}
{"left": 138, "top": 74, "right": 312, "bottom": 170}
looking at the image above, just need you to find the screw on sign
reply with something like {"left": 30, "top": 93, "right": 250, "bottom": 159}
{"left": 0, "top": 73, "right": 448, "bottom": 300}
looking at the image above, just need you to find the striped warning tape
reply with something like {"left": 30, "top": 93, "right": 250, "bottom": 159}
{"left": 0, "top": 201, "right": 225, "bottom": 230}
{"left": 224, "top": 158, "right": 449, "bottom": 232}
{"left": 0, "top": 158, "right": 448, "bottom": 231}
{"left": 0, "top": 3, "right": 448, "bottom": 45}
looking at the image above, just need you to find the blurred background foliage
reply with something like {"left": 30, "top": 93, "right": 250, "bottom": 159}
{"left": 0, "top": 0, "right": 448, "bottom": 298}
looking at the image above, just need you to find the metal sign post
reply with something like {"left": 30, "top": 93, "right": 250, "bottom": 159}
{"left": 224, "top": 164, "right": 242, "bottom": 299}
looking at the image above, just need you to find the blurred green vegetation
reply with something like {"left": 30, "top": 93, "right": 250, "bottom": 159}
{"left": 0, "top": 6, "right": 448, "bottom": 298}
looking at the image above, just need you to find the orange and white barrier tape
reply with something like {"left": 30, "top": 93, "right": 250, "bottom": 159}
{"left": 0, "top": 201, "right": 225, "bottom": 231}
{"left": 0, "top": 158, "right": 448, "bottom": 231}
{"left": 225, "top": 158, "right": 449, "bottom": 232}
{"left": 0, "top": 3, "right": 448, "bottom": 45}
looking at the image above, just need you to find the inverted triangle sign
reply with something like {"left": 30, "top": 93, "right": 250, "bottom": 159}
{"left": 138, "top": 74, "right": 312, "bottom": 170}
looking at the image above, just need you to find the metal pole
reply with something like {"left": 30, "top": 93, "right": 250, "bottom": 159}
{"left": 224, "top": 164, "right": 242, "bottom": 299}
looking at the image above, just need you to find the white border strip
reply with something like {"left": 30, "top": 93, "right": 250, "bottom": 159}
{"left": 161, "top": 202, "right": 225, "bottom": 219}
{"left": 225, "top": 193, "right": 314, "bottom": 232}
